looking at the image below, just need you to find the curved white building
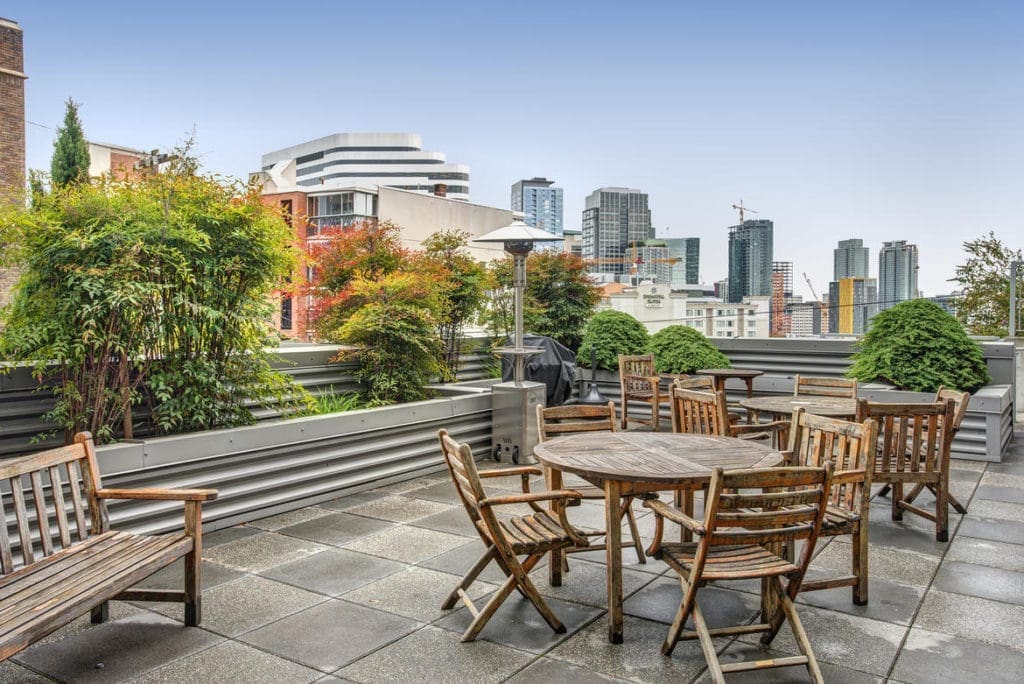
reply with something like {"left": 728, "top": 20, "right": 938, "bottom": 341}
{"left": 260, "top": 132, "right": 470, "bottom": 201}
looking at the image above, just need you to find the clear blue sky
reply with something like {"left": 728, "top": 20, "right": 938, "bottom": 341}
{"left": 7, "top": 1, "right": 1022, "bottom": 299}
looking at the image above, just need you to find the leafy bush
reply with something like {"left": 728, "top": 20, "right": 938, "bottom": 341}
{"left": 847, "top": 299, "right": 989, "bottom": 392}
{"left": 312, "top": 390, "right": 363, "bottom": 415}
{"left": 576, "top": 310, "right": 650, "bottom": 371}
{"left": 647, "top": 325, "right": 731, "bottom": 373}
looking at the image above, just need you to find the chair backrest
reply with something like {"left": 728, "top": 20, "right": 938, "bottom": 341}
{"left": 0, "top": 432, "right": 107, "bottom": 574}
{"left": 856, "top": 399, "right": 955, "bottom": 479}
{"left": 437, "top": 429, "right": 488, "bottom": 527}
{"left": 619, "top": 354, "right": 654, "bottom": 378}
{"left": 702, "top": 465, "right": 833, "bottom": 573}
{"left": 786, "top": 409, "right": 878, "bottom": 513}
{"left": 537, "top": 401, "right": 616, "bottom": 442}
{"left": 935, "top": 387, "right": 970, "bottom": 433}
{"left": 670, "top": 387, "right": 730, "bottom": 436}
{"left": 673, "top": 375, "right": 714, "bottom": 391}
{"left": 794, "top": 375, "right": 857, "bottom": 398}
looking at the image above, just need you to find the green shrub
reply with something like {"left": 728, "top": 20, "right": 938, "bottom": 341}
{"left": 847, "top": 300, "right": 989, "bottom": 392}
{"left": 313, "top": 390, "right": 363, "bottom": 415}
{"left": 647, "top": 325, "right": 731, "bottom": 374}
{"left": 576, "top": 310, "right": 650, "bottom": 371}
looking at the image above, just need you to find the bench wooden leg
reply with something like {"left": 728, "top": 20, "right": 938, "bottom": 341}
{"left": 90, "top": 602, "right": 109, "bottom": 624}
{"left": 184, "top": 501, "right": 201, "bottom": 627}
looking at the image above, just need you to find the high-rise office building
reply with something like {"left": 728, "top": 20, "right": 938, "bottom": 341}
{"left": 727, "top": 219, "right": 774, "bottom": 303}
{"left": 511, "top": 178, "right": 563, "bottom": 241}
{"left": 834, "top": 238, "right": 870, "bottom": 280}
{"left": 664, "top": 237, "right": 700, "bottom": 288}
{"left": 628, "top": 240, "right": 671, "bottom": 285}
{"left": 828, "top": 277, "right": 878, "bottom": 335}
{"left": 261, "top": 133, "right": 470, "bottom": 201}
{"left": 582, "top": 187, "right": 653, "bottom": 277}
{"left": 770, "top": 261, "right": 793, "bottom": 337}
{"left": 878, "top": 240, "right": 919, "bottom": 310}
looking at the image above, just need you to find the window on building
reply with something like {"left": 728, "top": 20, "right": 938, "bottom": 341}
{"left": 280, "top": 296, "right": 293, "bottom": 331}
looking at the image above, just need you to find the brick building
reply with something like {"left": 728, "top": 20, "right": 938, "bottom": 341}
{"left": 0, "top": 17, "right": 27, "bottom": 310}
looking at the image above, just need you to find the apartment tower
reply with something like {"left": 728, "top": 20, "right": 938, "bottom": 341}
{"left": 878, "top": 240, "right": 919, "bottom": 310}
{"left": 511, "top": 177, "right": 563, "bottom": 241}
{"left": 582, "top": 187, "right": 653, "bottom": 278}
{"left": 727, "top": 219, "right": 774, "bottom": 303}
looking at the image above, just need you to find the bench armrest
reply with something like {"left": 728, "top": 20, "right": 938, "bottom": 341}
{"left": 477, "top": 466, "right": 543, "bottom": 479}
{"left": 96, "top": 488, "right": 219, "bottom": 502}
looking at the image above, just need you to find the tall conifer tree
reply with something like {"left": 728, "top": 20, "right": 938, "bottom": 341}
{"left": 50, "top": 98, "right": 90, "bottom": 187}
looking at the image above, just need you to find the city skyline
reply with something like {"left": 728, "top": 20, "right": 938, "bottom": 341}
{"left": 7, "top": 1, "right": 1021, "bottom": 300}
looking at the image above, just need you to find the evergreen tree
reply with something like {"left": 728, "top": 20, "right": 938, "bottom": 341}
{"left": 50, "top": 98, "right": 90, "bottom": 187}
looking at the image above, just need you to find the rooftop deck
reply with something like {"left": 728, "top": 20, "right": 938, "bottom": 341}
{"left": 5, "top": 431, "right": 1024, "bottom": 683}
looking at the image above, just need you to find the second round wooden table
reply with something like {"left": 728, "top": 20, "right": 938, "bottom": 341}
{"left": 533, "top": 431, "right": 783, "bottom": 644}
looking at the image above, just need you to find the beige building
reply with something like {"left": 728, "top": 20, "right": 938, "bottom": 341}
{"left": 599, "top": 283, "right": 771, "bottom": 338}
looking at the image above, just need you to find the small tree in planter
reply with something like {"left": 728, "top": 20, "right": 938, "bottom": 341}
{"left": 847, "top": 299, "right": 989, "bottom": 392}
{"left": 647, "top": 325, "right": 731, "bottom": 374}
{"left": 576, "top": 310, "right": 649, "bottom": 371}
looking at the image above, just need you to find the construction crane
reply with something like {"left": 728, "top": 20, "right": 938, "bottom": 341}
{"left": 802, "top": 272, "right": 822, "bottom": 302}
{"left": 731, "top": 200, "right": 758, "bottom": 224}
{"left": 583, "top": 242, "right": 680, "bottom": 286}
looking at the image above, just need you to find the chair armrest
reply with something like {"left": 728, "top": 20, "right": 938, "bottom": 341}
{"left": 96, "top": 488, "right": 219, "bottom": 502}
{"left": 730, "top": 420, "right": 788, "bottom": 435}
{"left": 479, "top": 489, "right": 582, "bottom": 509}
{"left": 477, "top": 466, "right": 543, "bottom": 479}
{"left": 643, "top": 499, "right": 706, "bottom": 536}
{"left": 777, "top": 449, "right": 797, "bottom": 466}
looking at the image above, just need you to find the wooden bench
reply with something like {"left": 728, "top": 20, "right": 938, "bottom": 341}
{"left": 0, "top": 432, "right": 217, "bottom": 660}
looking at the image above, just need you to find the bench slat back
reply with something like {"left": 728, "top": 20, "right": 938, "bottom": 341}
{"left": 0, "top": 433, "right": 107, "bottom": 575}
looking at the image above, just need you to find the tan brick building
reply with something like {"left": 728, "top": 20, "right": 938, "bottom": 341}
{"left": 0, "top": 17, "right": 27, "bottom": 310}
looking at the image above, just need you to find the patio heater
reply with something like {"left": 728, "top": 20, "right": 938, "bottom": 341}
{"left": 474, "top": 220, "right": 562, "bottom": 464}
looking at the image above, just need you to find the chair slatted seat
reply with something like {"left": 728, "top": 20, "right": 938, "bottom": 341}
{"left": 644, "top": 464, "right": 834, "bottom": 683}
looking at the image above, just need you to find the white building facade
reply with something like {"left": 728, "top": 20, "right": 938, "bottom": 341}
{"left": 600, "top": 285, "right": 771, "bottom": 337}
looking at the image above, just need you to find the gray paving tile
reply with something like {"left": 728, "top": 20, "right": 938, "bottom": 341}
{"left": 623, "top": 576, "right": 759, "bottom": 626}
{"left": 341, "top": 566, "right": 497, "bottom": 621}
{"left": 249, "top": 506, "right": 333, "bottom": 531}
{"left": 372, "top": 475, "right": 446, "bottom": 495}
{"left": 406, "top": 505, "right": 480, "bottom": 537}
{"left": 915, "top": 589, "right": 1024, "bottom": 651}
{"left": 739, "top": 604, "right": 905, "bottom": 676}
{"left": 537, "top": 557, "right": 655, "bottom": 608}
{"left": 950, "top": 458, "right": 988, "bottom": 473}
{"left": 319, "top": 490, "right": 381, "bottom": 511}
{"left": 892, "top": 627, "right": 1024, "bottom": 683}
{"left": 416, "top": 539, "right": 538, "bottom": 584}
{"left": 13, "top": 612, "right": 223, "bottom": 683}
{"left": 434, "top": 594, "right": 601, "bottom": 653}
{"left": 697, "top": 641, "right": 883, "bottom": 683}
{"left": 344, "top": 495, "right": 456, "bottom": 523}
{"left": 403, "top": 480, "right": 464, "bottom": 504}
{"left": 203, "top": 531, "right": 331, "bottom": 573}
{"left": 975, "top": 483, "right": 1024, "bottom": 504}
{"left": 260, "top": 547, "right": 406, "bottom": 596}
{"left": 946, "top": 535, "right": 1024, "bottom": 572}
{"left": 132, "top": 559, "right": 244, "bottom": 592}
{"left": 797, "top": 574, "right": 925, "bottom": 625}
{"left": 812, "top": 539, "right": 938, "bottom": 587}
{"left": 857, "top": 520, "right": 950, "bottom": 557}
{"left": 240, "top": 600, "right": 419, "bottom": 672}
{"left": 147, "top": 575, "right": 326, "bottom": 637}
{"left": 132, "top": 640, "right": 322, "bottom": 683}
{"left": 546, "top": 614, "right": 709, "bottom": 683}
{"left": 957, "top": 515, "right": 1024, "bottom": 545}
{"left": 967, "top": 498, "right": 1024, "bottom": 522}
{"left": 931, "top": 560, "right": 1024, "bottom": 606}
{"left": 506, "top": 656, "right": 629, "bottom": 683}
{"left": 979, "top": 471, "right": 1024, "bottom": 489}
{"left": 276, "top": 511, "right": 395, "bottom": 547}
{"left": 203, "top": 525, "right": 262, "bottom": 547}
{"left": 32, "top": 601, "right": 148, "bottom": 648}
{"left": 337, "top": 625, "right": 533, "bottom": 684}
{"left": 0, "top": 661, "right": 50, "bottom": 683}
{"left": 342, "top": 525, "right": 470, "bottom": 563}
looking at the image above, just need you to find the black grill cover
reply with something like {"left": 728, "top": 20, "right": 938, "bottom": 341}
{"left": 500, "top": 334, "right": 578, "bottom": 407}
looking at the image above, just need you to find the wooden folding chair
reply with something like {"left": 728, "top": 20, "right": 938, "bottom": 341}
{"left": 856, "top": 399, "right": 956, "bottom": 541}
{"left": 536, "top": 401, "right": 645, "bottom": 564}
{"left": 673, "top": 375, "right": 744, "bottom": 424}
{"left": 436, "top": 429, "right": 590, "bottom": 641}
{"left": 794, "top": 375, "right": 858, "bottom": 399}
{"left": 670, "top": 387, "right": 788, "bottom": 446}
{"left": 619, "top": 354, "right": 670, "bottom": 431}
{"left": 644, "top": 464, "right": 834, "bottom": 683}
{"left": 784, "top": 409, "right": 878, "bottom": 604}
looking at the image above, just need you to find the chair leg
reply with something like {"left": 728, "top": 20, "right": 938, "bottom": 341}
{"left": 462, "top": 574, "right": 521, "bottom": 642}
{"left": 877, "top": 483, "right": 892, "bottom": 499}
{"left": 442, "top": 545, "right": 496, "bottom": 610}
{"left": 774, "top": 577, "right": 824, "bottom": 683}
{"left": 621, "top": 401, "right": 628, "bottom": 430}
{"left": 891, "top": 482, "right": 904, "bottom": 521}
{"left": 689, "top": 599, "right": 725, "bottom": 684}
{"left": 936, "top": 477, "right": 949, "bottom": 543}
{"left": 622, "top": 500, "right": 646, "bottom": 564}
{"left": 514, "top": 554, "right": 566, "bottom": 634}
{"left": 923, "top": 482, "right": 968, "bottom": 514}
{"left": 90, "top": 602, "right": 109, "bottom": 624}
{"left": 651, "top": 400, "right": 660, "bottom": 432}
{"left": 663, "top": 576, "right": 699, "bottom": 656}
{"left": 852, "top": 521, "right": 868, "bottom": 606}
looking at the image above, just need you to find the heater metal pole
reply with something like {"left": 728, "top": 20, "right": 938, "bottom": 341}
{"left": 1011, "top": 260, "right": 1020, "bottom": 338}
{"left": 513, "top": 253, "right": 527, "bottom": 383}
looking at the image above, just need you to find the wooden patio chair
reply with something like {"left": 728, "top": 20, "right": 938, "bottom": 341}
{"left": 436, "top": 429, "right": 590, "bottom": 641}
{"left": 794, "top": 375, "right": 858, "bottom": 399}
{"left": 783, "top": 409, "right": 878, "bottom": 604}
{"left": 855, "top": 399, "right": 956, "bottom": 541}
{"left": 875, "top": 388, "right": 971, "bottom": 514}
{"left": 619, "top": 354, "right": 670, "bottom": 431}
{"left": 670, "top": 387, "right": 788, "bottom": 446}
{"left": 673, "top": 375, "right": 744, "bottom": 424}
{"left": 644, "top": 464, "right": 834, "bottom": 683}
{"left": 536, "top": 401, "right": 646, "bottom": 564}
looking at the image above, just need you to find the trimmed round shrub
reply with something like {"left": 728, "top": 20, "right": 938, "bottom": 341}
{"left": 576, "top": 310, "right": 650, "bottom": 371}
{"left": 847, "top": 300, "right": 989, "bottom": 392}
{"left": 647, "top": 325, "right": 732, "bottom": 374}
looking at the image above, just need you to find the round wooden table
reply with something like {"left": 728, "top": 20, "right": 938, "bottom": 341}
{"left": 533, "top": 431, "right": 783, "bottom": 643}
{"left": 739, "top": 395, "right": 858, "bottom": 420}
{"left": 696, "top": 368, "right": 764, "bottom": 397}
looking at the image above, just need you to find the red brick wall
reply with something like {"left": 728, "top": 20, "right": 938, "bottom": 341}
{"left": 0, "top": 19, "right": 26, "bottom": 311}
{"left": 260, "top": 191, "right": 314, "bottom": 340}
{"left": 108, "top": 151, "right": 144, "bottom": 180}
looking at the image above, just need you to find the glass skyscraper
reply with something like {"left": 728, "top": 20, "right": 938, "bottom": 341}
{"left": 511, "top": 177, "right": 563, "bottom": 240}
{"left": 834, "top": 238, "right": 870, "bottom": 280}
{"left": 878, "top": 240, "right": 919, "bottom": 310}
{"left": 664, "top": 237, "right": 700, "bottom": 288}
{"left": 727, "top": 219, "right": 774, "bottom": 303}
{"left": 582, "top": 187, "right": 653, "bottom": 277}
